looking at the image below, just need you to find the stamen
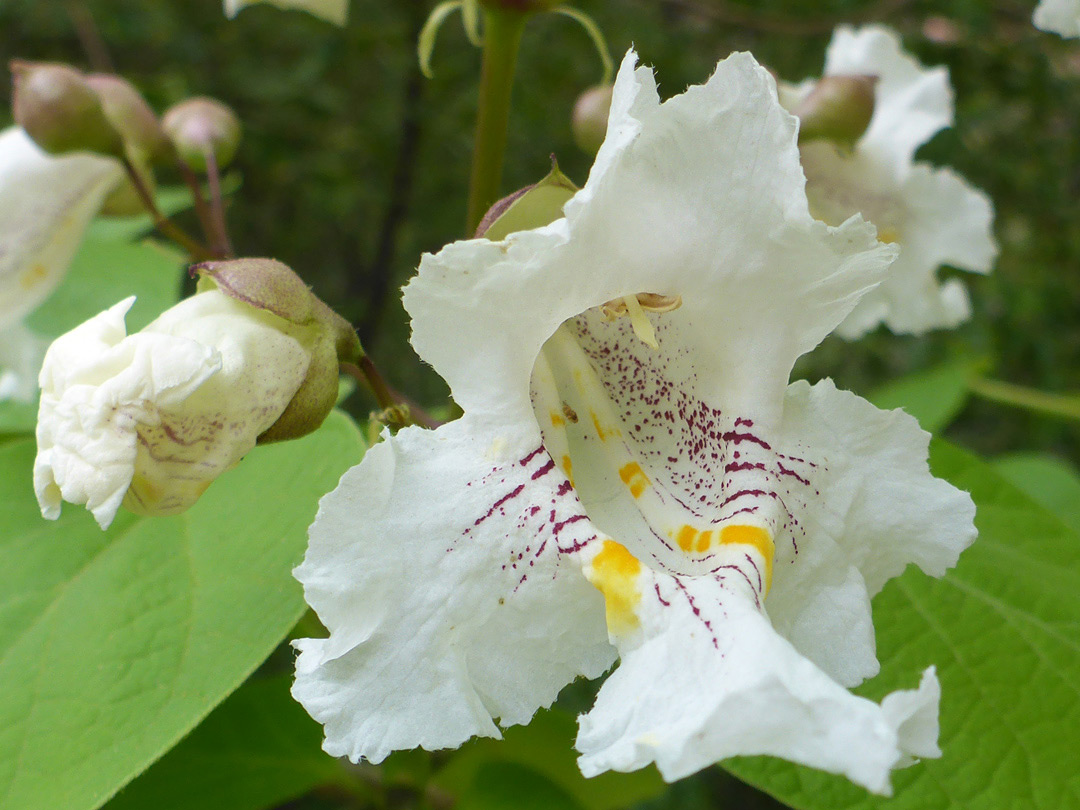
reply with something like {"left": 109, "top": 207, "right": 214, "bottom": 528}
{"left": 622, "top": 294, "right": 659, "bottom": 350}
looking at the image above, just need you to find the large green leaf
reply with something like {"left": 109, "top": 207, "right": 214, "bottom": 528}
{"left": 994, "top": 453, "right": 1080, "bottom": 535}
{"left": 868, "top": 360, "right": 981, "bottom": 434}
{"left": 435, "top": 707, "right": 665, "bottom": 810}
{"left": 457, "top": 762, "right": 586, "bottom": 810}
{"left": 723, "top": 440, "right": 1080, "bottom": 809}
{"left": 103, "top": 674, "right": 347, "bottom": 810}
{"left": 0, "top": 410, "right": 364, "bottom": 810}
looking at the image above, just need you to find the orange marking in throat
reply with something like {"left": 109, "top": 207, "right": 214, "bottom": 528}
{"left": 720, "top": 525, "right": 776, "bottom": 591}
{"left": 590, "top": 410, "right": 608, "bottom": 441}
{"left": 676, "top": 525, "right": 697, "bottom": 551}
{"left": 618, "top": 462, "right": 650, "bottom": 499}
{"left": 550, "top": 411, "right": 565, "bottom": 427}
{"left": 588, "top": 540, "right": 642, "bottom": 636}
{"left": 560, "top": 454, "right": 574, "bottom": 487}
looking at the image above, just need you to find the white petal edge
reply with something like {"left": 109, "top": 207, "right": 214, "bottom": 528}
{"left": 1034, "top": 0, "right": 1080, "bottom": 36}
{"left": 0, "top": 127, "right": 121, "bottom": 330}
{"left": 293, "top": 417, "right": 615, "bottom": 763}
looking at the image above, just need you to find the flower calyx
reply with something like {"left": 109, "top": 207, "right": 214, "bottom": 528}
{"left": 163, "top": 97, "right": 242, "bottom": 172}
{"left": 795, "top": 74, "right": 878, "bottom": 150}
{"left": 190, "top": 258, "right": 361, "bottom": 442}
{"left": 10, "top": 60, "right": 125, "bottom": 158}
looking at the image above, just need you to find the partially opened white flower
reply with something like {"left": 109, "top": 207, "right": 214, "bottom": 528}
{"left": 293, "top": 51, "right": 976, "bottom": 794}
{"left": 783, "top": 26, "right": 997, "bottom": 337}
{"left": 0, "top": 127, "right": 122, "bottom": 400}
{"left": 1034, "top": 0, "right": 1080, "bottom": 36}
{"left": 223, "top": 0, "right": 348, "bottom": 25}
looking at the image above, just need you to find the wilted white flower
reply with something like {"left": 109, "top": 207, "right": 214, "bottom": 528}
{"left": 223, "top": 0, "right": 348, "bottom": 25}
{"left": 34, "top": 258, "right": 360, "bottom": 529}
{"left": 0, "top": 127, "right": 122, "bottom": 401}
{"left": 1034, "top": 0, "right": 1080, "bottom": 36}
{"left": 783, "top": 26, "right": 997, "bottom": 337}
{"left": 292, "top": 52, "right": 975, "bottom": 794}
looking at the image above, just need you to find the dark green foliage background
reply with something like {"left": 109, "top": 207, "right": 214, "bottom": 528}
{"left": 1, "top": 2, "right": 1077, "bottom": 809}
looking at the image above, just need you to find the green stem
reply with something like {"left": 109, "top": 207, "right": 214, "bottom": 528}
{"left": 969, "top": 377, "right": 1080, "bottom": 422}
{"left": 464, "top": 7, "right": 528, "bottom": 234}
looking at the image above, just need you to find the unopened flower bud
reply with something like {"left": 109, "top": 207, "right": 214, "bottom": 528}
{"left": 476, "top": 162, "right": 578, "bottom": 240}
{"left": 572, "top": 84, "right": 613, "bottom": 155}
{"left": 10, "top": 60, "right": 125, "bottom": 157}
{"left": 85, "top": 74, "right": 170, "bottom": 164}
{"left": 34, "top": 259, "right": 360, "bottom": 528}
{"left": 190, "top": 258, "right": 362, "bottom": 443}
{"left": 162, "top": 97, "right": 242, "bottom": 172}
{"left": 794, "top": 74, "right": 877, "bottom": 149}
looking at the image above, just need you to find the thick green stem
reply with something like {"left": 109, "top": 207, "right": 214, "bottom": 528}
{"left": 465, "top": 8, "right": 527, "bottom": 234}
{"left": 969, "top": 377, "right": 1080, "bottom": 422}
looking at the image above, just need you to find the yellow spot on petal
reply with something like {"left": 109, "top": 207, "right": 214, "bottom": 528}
{"left": 695, "top": 530, "right": 714, "bottom": 553}
{"left": 720, "top": 525, "right": 776, "bottom": 592}
{"left": 676, "top": 524, "right": 697, "bottom": 552}
{"left": 877, "top": 227, "right": 901, "bottom": 244}
{"left": 560, "top": 454, "right": 574, "bottom": 487}
{"left": 550, "top": 411, "right": 565, "bottom": 427}
{"left": 618, "top": 461, "right": 650, "bottom": 499}
{"left": 20, "top": 263, "right": 49, "bottom": 290}
{"left": 590, "top": 410, "right": 608, "bottom": 442}
{"left": 587, "top": 540, "right": 642, "bottom": 636}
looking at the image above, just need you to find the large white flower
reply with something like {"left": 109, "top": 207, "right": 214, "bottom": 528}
{"left": 293, "top": 51, "right": 976, "bottom": 794}
{"left": 223, "top": 0, "right": 348, "bottom": 25}
{"left": 1034, "top": 0, "right": 1080, "bottom": 36}
{"left": 0, "top": 127, "right": 122, "bottom": 401}
{"left": 783, "top": 26, "right": 997, "bottom": 337}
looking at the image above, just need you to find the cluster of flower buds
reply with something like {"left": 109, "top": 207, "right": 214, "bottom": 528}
{"left": 9, "top": 59, "right": 243, "bottom": 202}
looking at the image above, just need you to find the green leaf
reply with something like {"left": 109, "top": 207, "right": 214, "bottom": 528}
{"left": 0, "top": 400, "right": 37, "bottom": 435}
{"left": 723, "top": 439, "right": 1080, "bottom": 809}
{"left": 868, "top": 360, "right": 982, "bottom": 433}
{"left": 0, "top": 409, "right": 365, "bottom": 810}
{"left": 458, "top": 762, "right": 586, "bottom": 810}
{"left": 103, "top": 674, "right": 347, "bottom": 810}
{"left": 435, "top": 707, "right": 665, "bottom": 810}
{"left": 27, "top": 221, "right": 185, "bottom": 338}
{"left": 994, "top": 453, "right": 1080, "bottom": 535}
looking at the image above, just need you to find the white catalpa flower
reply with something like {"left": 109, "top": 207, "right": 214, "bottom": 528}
{"left": 784, "top": 26, "right": 997, "bottom": 337}
{"left": 1034, "top": 0, "right": 1080, "bottom": 36}
{"left": 0, "top": 127, "right": 122, "bottom": 400}
{"left": 293, "top": 52, "right": 976, "bottom": 794}
{"left": 224, "top": 0, "right": 348, "bottom": 25}
{"left": 34, "top": 289, "right": 313, "bottom": 529}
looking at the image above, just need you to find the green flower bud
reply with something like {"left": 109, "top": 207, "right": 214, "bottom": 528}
{"left": 476, "top": 162, "right": 578, "bottom": 240}
{"left": 10, "top": 60, "right": 125, "bottom": 157}
{"left": 190, "top": 258, "right": 362, "bottom": 443}
{"left": 85, "top": 74, "right": 171, "bottom": 164}
{"left": 795, "top": 75, "right": 878, "bottom": 150}
{"left": 572, "top": 83, "right": 613, "bottom": 155}
{"left": 162, "top": 97, "right": 242, "bottom": 172}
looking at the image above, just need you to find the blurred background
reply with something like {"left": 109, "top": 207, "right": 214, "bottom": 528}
{"left": 2, "top": 0, "right": 1077, "bottom": 807}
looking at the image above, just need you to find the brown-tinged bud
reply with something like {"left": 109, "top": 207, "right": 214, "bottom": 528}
{"left": 190, "top": 258, "right": 362, "bottom": 443}
{"left": 10, "top": 60, "right": 125, "bottom": 157}
{"left": 162, "top": 97, "right": 242, "bottom": 172}
{"left": 795, "top": 75, "right": 878, "bottom": 149}
{"left": 85, "top": 74, "right": 170, "bottom": 163}
{"left": 572, "top": 84, "right": 613, "bottom": 155}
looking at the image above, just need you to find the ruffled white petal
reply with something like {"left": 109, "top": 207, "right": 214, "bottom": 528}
{"left": 405, "top": 51, "right": 893, "bottom": 427}
{"left": 224, "top": 0, "right": 348, "bottom": 25}
{"left": 0, "top": 128, "right": 121, "bottom": 330}
{"left": 0, "top": 323, "right": 50, "bottom": 403}
{"left": 823, "top": 26, "right": 952, "bottom": 177}
{"left": 1034, "top": 0, "right": 1080, "bottom": 36}
{"left": 766, "top": 380, "right": 976, "bottom": 683}
{"left": 837, "top": 163, "right": 997, "bottom": 337}
{"left": 34, "top": 291, "right": 311, "bottom": 528}
{"left": 293, "top": 417, "right": 614, "bottom": 763}
{"left": 576, "top": 563, "right": 939, "bottom": 795}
